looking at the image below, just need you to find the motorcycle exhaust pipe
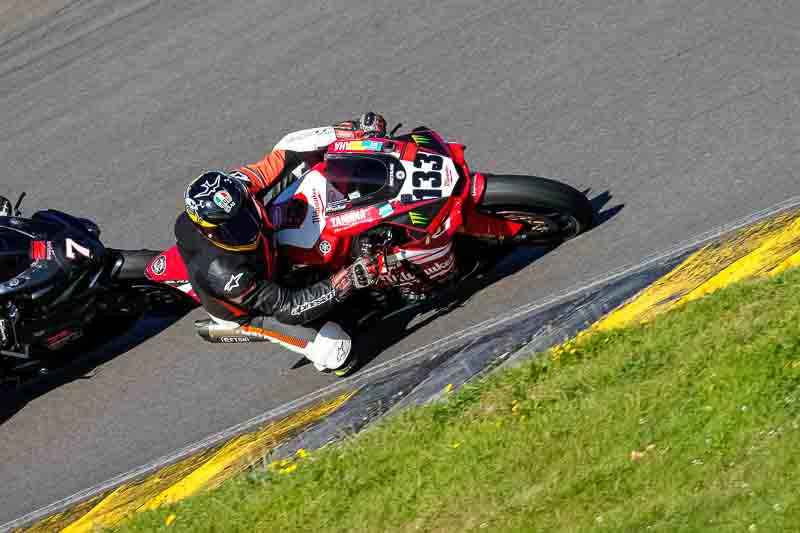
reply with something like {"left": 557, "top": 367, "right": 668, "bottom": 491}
{"left": 194, "top": 319, "right": 252, "bottom": 344}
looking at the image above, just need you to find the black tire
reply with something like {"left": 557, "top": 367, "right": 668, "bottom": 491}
{"left": 477, "top": 174, "right": 593, "bottom": 243}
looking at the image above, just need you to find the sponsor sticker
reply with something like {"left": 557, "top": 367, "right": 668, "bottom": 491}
{"left": 378, "top": 203, "right": 394, "bottom": 218}
{"left": 46, "top": 328, "right": 83, "bottom": 350}
{"left": 311, "top": 189, "right": 324, "bottom": 224}
{"left": 220, "top": 336, "right": 250, "bottom": 343}
{"left": 151, "top": 255, "right": 167, "bottom": 275}
{"left": 409, "top": 211, "right": 429, "bottom": 226}
{"left": 332, "top": 140, "right": 384, "bottom": 152}
{"left": 327, "top": 201, "right": 348, "bottom": 213}
{"left": 319, "top": 240, "right": 332, "bottom": 255}
{"left": 328, "top": 209, "right": 368, "bottom": 228}
{"left": 411, "top": 134, "right": 432, "bottom": 146}
{"left": 213, "top": 190, "right": 236, "bottom": 213}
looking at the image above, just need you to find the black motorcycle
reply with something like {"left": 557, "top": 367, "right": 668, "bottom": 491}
{"left": 0, "top": 194, "right": 192, "bottom": 383}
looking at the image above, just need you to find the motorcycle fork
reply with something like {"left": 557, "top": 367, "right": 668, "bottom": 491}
{"left": 459, "top": 203, "right": 525, "bottom": 243}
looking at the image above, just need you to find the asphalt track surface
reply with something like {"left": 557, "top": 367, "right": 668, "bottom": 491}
{"left": 0, "top": 0, "right": 798, "bottom": 523}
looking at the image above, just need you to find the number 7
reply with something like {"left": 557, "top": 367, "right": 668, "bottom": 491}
{"left": 65, "top": 238, "right": 91, "bottom": 259}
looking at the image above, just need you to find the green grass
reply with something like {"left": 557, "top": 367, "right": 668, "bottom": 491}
{"left": 118, "top": 268, "right": 800, "bottom": 532}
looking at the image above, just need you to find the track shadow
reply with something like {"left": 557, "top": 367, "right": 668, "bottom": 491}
{"left": 318, "top": 190, "right": 625, "bottom": 373}
{"left": 4, "top": 190, "right": 625, "bottom": 408}
{"left": 584, "top": 189, "right": 625, "bottom": 226}
{"left": 0, "top": 311, "right": 188, "bottom": 426}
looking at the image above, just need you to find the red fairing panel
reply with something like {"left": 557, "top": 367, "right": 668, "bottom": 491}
{"left": 145, "top": 245, "right": 198, "bottom": 300}
{"left": 145, "top": 245, "right": 188, "bottom": 282}
{"left": 470, "top": 171, "right": 487, "bottom": 203}
{"left": 460, "top": 209, "right": 524, "bottom": 239}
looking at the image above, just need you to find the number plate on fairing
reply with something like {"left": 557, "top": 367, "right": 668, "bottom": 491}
{"left": 396, "top": 152, "right": 459, "bottom": 203}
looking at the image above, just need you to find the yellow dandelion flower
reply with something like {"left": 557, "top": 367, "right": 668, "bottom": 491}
{"left": 446, "top": 383, "right": 454, "bottom": 393}
{"left": 165, "top": 514, "right": 177, "bottom": 527}
{"left": 296, "top": 448, "right": 308, "bottom": 459}
{"left": 279, "top": 464, "right": 298, "bottom": 474}
{"left": 452, "top": 442, "right": 461, "bottom": 448}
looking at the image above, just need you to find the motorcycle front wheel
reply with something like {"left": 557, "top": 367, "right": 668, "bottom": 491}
{"left": 477, "top": 174, "right": 594, "bottom": 244}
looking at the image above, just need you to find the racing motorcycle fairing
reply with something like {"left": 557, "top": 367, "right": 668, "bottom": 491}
{"left": 272, "top": 131, "right": 468, "bottom": 270}
{"left": 0, "top": 210, "right": 105, "bottom": 301}
{"left": 0, "top": 210, "right": 135, "bottom": 361}
{"left": 149, "top": 127, "right": 530, "bottom": 304}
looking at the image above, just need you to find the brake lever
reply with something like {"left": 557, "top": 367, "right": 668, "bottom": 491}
{"left": 14, "top": 192, "right": 26, "bottom": 217}
{"left": 389, "top": 123, "right": 403, "bottom": 138}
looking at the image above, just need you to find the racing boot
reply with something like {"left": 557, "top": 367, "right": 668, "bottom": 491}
{"left": 306, "top": 321, "right": 358, "bottom": 377}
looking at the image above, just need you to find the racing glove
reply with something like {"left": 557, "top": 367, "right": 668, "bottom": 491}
{"left": 331, "top": 255, "right": 381, "bottom": 303}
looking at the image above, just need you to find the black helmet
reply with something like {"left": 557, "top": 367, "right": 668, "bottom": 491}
{"left": 184, "top": 171, "right": 263, "bottom": 251}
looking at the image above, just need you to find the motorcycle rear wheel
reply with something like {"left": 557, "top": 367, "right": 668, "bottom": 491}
{"left": 478, "top": 174, "right": 593, "bottom": 243}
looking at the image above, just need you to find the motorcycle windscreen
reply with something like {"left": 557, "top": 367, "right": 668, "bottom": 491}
{"left": 0, "top": 229, "right": 32, "bottom": 281}
{"left": 324, "top": 154, "right": 399, "bottom": 211}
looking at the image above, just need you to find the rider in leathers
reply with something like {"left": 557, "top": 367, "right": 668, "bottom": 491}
{"left": 175, "top": 113, "right": 386, "bottom": 375}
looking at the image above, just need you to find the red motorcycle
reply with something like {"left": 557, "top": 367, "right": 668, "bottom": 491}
{"left": 146, "top": 126, "right": 593, "bottom": 348}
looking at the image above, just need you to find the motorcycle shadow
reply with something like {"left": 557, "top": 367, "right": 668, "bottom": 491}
{"left": 343, "top": 188, "right": 624, "bottom": 372}
{"left": 0, "top": 312, "right": 188, "bottom": 426}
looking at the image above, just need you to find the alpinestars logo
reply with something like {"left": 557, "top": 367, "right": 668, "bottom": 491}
{"left": 291, "top": 290, "right": 335, "bottom": 316}
{"left": 334, "top": 341, "right": 348, "bottom": 365}
{"left": 195, "top": 175, "right": 222, "bottom": 198}
{"left": 225, "top": 273, "right": 243, "bottom": 292}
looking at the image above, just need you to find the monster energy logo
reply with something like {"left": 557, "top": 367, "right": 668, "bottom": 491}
{"left": 411, "top": 134, "right": 432, "bottom": 146}
{"left": 409, "top": 211, "right": 429, "bottom": 226}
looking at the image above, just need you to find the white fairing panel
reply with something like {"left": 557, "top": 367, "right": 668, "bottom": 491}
{"left": 273, "top": 127, "right": 338, "bottom": 152}
{"left": 274, "top": 170, "right": 342, "bottom": 249}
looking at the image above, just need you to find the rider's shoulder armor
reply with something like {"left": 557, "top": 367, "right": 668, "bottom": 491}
{"left": 206, "top": 255, "right": 257, "bottom": 299}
